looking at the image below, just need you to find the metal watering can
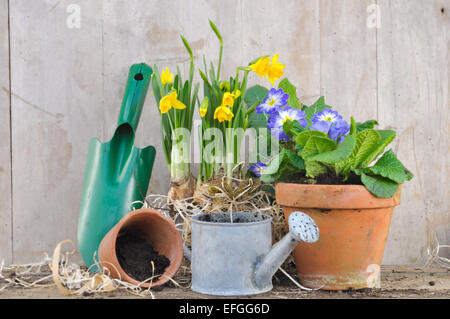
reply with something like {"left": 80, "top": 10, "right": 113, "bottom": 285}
{"left": 184, "top": 211, "right": 319, "bottom": 296}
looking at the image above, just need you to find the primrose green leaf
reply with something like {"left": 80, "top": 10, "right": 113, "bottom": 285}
{"left": 260, "top": 151, "right": 283, "bottom": 183}
{"left": 285, "top": 149, "right": 305, "bottom": 170}
{"left": 356, "top": 120, "right": 379, "bottom": 133}
{"left": 301, "top": 136, "right": 337, "bottom": 160}
{"left": 260, "top": 148, "right": 306, "bottom": 183}
{"left": 305, "top": 161, "right": 329, "bottom": 178}
{"left": 302, "top": 96, "right": 332, "bottom": 127}
{"left": 282, "top": 120, "right": 306, "bottom": 139}
{"left": 301, "top": 136, "right": 336, "bottom": 178}
{"left": 278, "top": 78, "right": 300, "bottom": 109}
{"left": 308, "top": 135, "right": 356, "bottom": 164}
{"left": 335, "top": 129, "right": 380, "bottom": 176}
{"left": 247, "top": 111, "right": 268, "bottom": 129}
{"left": 350, "top": 117, "right": 357, "bottom": 135}
{"left": 359, "top": 130, "right": 396, "bottom": 168}
{"left": 352, "top": 129, "right": 381, "bottom": 167}
{"left": 358, "top": 149, "right": 413, "bottom": 184}
{"left": 296, "top": 130, "right": 328, "bottom": 147}
{"left": 244, "top": 85, "right": 269, "bottom": 109}
{"left": 294, "top": 143, "right": 303, "bottom": 155}
{"left": 360, "top": 173, "right": 399, "bottom": 198}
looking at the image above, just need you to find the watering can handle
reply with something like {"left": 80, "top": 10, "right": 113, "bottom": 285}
{"left": 117, "top": 63, "right": 153, "bottom": 132}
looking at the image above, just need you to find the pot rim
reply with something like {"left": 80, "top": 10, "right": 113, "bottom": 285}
{"left": 275, "top": 182, "right": 402, "bottom": 209}
{"left": 191, "top": 212, "right": 273, "bottom": 227}
{"left": 99, "top": 208, "right": 183, "bottom": 288}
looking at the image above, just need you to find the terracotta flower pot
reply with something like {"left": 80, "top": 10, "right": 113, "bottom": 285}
{"left": 98, "top": 208, "right": 183, "bottom": 288}
{"left": 276, "top": 183, "right": 401, "bottom": 290}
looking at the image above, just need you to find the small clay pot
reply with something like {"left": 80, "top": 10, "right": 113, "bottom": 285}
{"left": 276, "top": 183, "right": 402, "bottom": 290}
{"left": 98, "top": 208, "right": 183, "bottom": 288}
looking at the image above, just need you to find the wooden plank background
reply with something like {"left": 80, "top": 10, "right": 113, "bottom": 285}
{"left": 0, "top": 0, "right": 448, "bottom": 265}
{"left": 0, "top": 0, "right": 12, "bottom": 264}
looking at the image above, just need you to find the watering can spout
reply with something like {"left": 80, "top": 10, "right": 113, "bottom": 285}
{"left": 254, "top": 212, "right": 319, "bottom": 289}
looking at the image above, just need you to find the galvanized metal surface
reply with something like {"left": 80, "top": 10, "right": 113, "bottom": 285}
{"left": 189, "top": 212, "right": 319, "bottom": 296}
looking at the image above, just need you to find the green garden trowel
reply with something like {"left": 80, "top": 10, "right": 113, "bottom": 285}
{"left": 77, "top": 63, "right": 156, "bottom": 271}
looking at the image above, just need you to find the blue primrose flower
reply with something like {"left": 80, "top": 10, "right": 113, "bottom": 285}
{"left": 249, "top": 162, "right": 267, "bottom": 177}
{"left": 255, "top": 88, "right": 289, "bottom": 114}
{"left": 311, "top": 108, "right": 342, "bottom": 128}
{"left": 310, "top": 108, "right": 350, "bottom": 143}
{"left": 329, "top": 119, "right": 351, "bottom": 143}
{"left": 267, "top": 106, "right": 308, "bottom": 141}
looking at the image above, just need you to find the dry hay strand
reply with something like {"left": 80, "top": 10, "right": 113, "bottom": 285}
{"left": 422, "top": 231, "right": 450, "bottom": 269}
{"left": 0, "top": 254, "right": 54, "bottom": 292}
{"left": 50, "top": 240, "right": 189, "bottom": 297}
{"left": 1, "top": 239, "right": 187, "bottom": 298}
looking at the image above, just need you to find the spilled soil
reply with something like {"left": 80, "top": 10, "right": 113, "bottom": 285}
{"left": 116, "top": 233, "right": 170, "bottom": 282}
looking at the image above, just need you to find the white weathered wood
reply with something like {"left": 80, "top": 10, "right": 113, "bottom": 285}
{"left": 320, "top": 0, "right": 378, "bottom": 121}
{"left": 9, "top": 0, "right": 104, "bottom": 262}
{"left": 0, "top": 0, "right": 12, "bottom": 264}
{"left": 101, "top": 0, "right": 194, "bottom": 196}
{"left": 377, "top": 0, "right": 449, "bottom": 264}
{"left": 242, "top": 0, "right": 321, "bottom": 105}
{"left": 2, "top": 0, "right": 448, "bottom": 265}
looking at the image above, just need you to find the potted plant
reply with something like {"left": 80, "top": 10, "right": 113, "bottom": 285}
{"left": 247, "top": 72, "right": 413, "bottom": 290}
{"left": 192, "top": 21, "right": 284, "bottom": 204}
{"left": 151, "top": 35, "right": 199, "bottom": 200}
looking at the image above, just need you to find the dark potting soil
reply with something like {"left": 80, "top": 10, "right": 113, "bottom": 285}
{"left": 198, "top": 212, "right": 269, "bottom": 223}
{"left": 115, "top": 233, "right": 170, "bottom": 282}
{"left": 311, "top": 171, "right": 363, "bottom": 185}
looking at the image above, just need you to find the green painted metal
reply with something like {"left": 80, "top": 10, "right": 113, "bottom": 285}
{"left": 77, "top": 63, "right": 156, "bottom": 271}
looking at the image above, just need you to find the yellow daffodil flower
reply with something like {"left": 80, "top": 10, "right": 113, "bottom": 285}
{"left": 250, "top": 57, "right": 270, "bottom": 77}
{"left": 214, "top": 105, "right": 234, "bottom": 122}
{"left": 219, "top": 80, "right": 231, "bottom": 91}
{"left": 222, "top": 92, "right": 235, "bottom": 107}
{"left": 232, "top": 89, "right": 241, "bottom": 99}
{"left": 161, "top": 67, "right": 174, "bottom": 86}
{"left": 250, "top": 54, "right": 285, "bottom": 85}
{"left": 221, "top": 90, "right": 241, "bottom": 108}
{"left": 159, "top": 91, "right": 186, "bottom": 114}
{"left": 199, "top": 97, "right": 209, "bottom": 118}
{"left": 249, "top": 56, "right": 270, "bottom": 78}
{"left": 268, "top": 53, "right": 285, "bottom": 85}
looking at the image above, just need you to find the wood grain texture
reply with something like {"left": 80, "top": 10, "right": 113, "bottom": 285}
{"left": 320, "top": 0, "right": 378, "bottom": 121}
{"left": 102, "top": 0, "right": 193, "bottom": 196}
{"left": 0, "top": 0, "right": 12, "bottom": 264}
{"left": 377, "top": 0, "right": 449, "bottom": 264}
{"left": 242, "top": 0, "right": 321, "bottom": 105}
{"left": 9, "top": 0, "right": 104, "bottom": 262}
{"left": 1, "top": 0, "right": 448, "bottom": 265}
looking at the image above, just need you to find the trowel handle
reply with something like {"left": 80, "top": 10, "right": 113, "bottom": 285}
{"left": 117, "top": 63, "right": 153, "bottom": 132}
